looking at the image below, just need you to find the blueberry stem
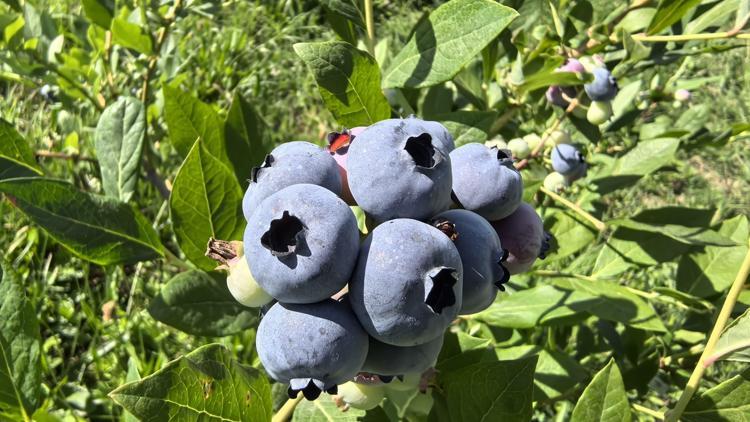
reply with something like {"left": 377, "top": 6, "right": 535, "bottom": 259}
{"left": 272, "top": 395, "right": 303, "bottom": 422}
{"left": 666, "top": 240, "right": 750, "bottom": 422}
{"left": 539, "top": 185, "right": 606, "bottom": 232}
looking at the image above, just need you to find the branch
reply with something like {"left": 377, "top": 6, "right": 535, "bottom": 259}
{"left": 35, "top": 150, "right": 97, "bottom": 162}
{"left": 665, "top": 240, "right": 750, "bottom": 422}
{"left": 539, "top": 185, "right": 607, "bottom": 232}
{"left": 272, "top": 394, "right": 303, "bottom": 422}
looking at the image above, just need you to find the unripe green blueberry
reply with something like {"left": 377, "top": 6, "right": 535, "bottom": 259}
{"left": 334, "top": 381, "right": 386, "bottom": 410}
{"left": 508, "top": 138, "right": 530, "bottom": 159}
{"left": 543, "top": 172, "right": 568, "bottom": 192}
{"left": 484, "top": 138, "right": 507, "bottom": 150}
{"left": 587, "top": 101, "right": 613, "bottom": 125}
{"left": 522, "top": 134, "right": 543, "bottom": 152}
{"left": 384, "top": 372, "right": 422, "bottom": 392}
{"left": 227, "top": 252, "right": 274, "bottom": 307}
{"left": 546, "top": 130, "right": 571, "bottom": 146}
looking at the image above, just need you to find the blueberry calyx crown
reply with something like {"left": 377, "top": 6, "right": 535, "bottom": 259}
{"left": 405, "top": 133, "right": 440, "bottom": 169}
{"left": 424, "top": 267, "right": 458, "bottom": 314}
{"left": 287, "top": 378, "right": 337, "bottom": 401}
{"left": 250, "top": 154, "right": 275, "bottom": 183}
{"left": 491, "top": 147, "right": 515, "bottom": 167}
{"left": 260, "top": 210, "right": 306, "bottom": 257}
{"left": 431, "top": 218, "right": 459, "bottom": 241}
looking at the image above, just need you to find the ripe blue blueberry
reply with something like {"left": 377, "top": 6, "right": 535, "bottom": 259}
{"left": 349, "top": 218, "right": 463, "bottom": 346}
{"left": 450, "top": 143, "right": 523, "bottom": 220}
{"left": 346, "top": 118, "right": 453, "bottom": 222}
{"left": 584, "top": 67, "right": 618, "bottom": 101}
{"left": 433, "top": 209, "right": 509, "bottom": 314}
{"left": 490, "top": 202, "right": 551, "bottom": 274}
{"left": 242, "top": 141, "right": 342, "bottom": 220}
{"left": 257, "top": 299, "right": 368, "bottom": 400}
{"left": 551, "top": 144, "right": 585, "bottom": 177}
{"left": 361, "top": 334, "right": 444, "bottom": 377}
{"left": 244, "top": 184, "right": 359, "bottom": 303}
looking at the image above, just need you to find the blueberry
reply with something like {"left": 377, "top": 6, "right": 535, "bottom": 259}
{"left": 545, "top": 58, "right": 584, "bottom": 108}
{"left": 449, "top": 143, "right": 523, "bottom": 220}
{"left": 257, "top": 300, "right": 368, "bottom": 400}
{"left": 587, "top": 100, "right": 613, "bottom": 125}
{"left": 584, "top": 67, "right": 618, "bottom": 101}
{"left": 543, "top": 171, "right": 568, "bottom": 192}
{"left": 334, "top": 382, "right": 386, "bottom": 410}
{"left": 327, "top": 127, "right": 367, "bottom": 206}
{"left": 507, "top": 138, "right": 530, "bottom": 159}
{"left": 551, "top": 144, "right": 585, "bottom": 177}
{"left": 242, "top": 141, "right": 342, "bottom": 220}
{"left": 490, "top": 202, "right": 550, "bottom": 274}
{"left": 226, "top": 250, "right": 273, "bottom": 307}
{"left": 349, "top": 218, "right": 463, "bottom": 346}
{"left": 361, "top": 333, "right": 444, "bottom": 377}
{"left": 433, "top": 209, "right": 508, "bottom": 314}
{"left": 346, "top": 118, "right": 453, "bottom": 222}
{"left": 244, "top": 184, "right": 359, "bottom": 303}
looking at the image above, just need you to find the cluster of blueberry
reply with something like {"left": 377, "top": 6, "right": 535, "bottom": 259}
{"left": 227, "top": 117, "right": 549, "bottom": 407}
{"left": 546, "top": 56, "right": 619, "bottom": 125}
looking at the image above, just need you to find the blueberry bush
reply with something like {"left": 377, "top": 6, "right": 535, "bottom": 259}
{"left": 1, "top": 0, "right": 749, "bottom": 421}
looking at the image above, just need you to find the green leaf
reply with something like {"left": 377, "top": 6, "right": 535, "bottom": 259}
{"left": 0, "top": 119, "right": 43, "bottom": 179}
{"left": 111, "top": 17, "right": 152, "bottom": 55}
{"left": 0, "top": 178, "right": 163, "bottom": 265}
{"left": 647, "top": 0, "right": 702, "bottom": 35}
{"left": 224, "top": 93, "right": 272, "bottom": 188}
{"left": 435, "top": 111, "right": 497, "bottom": 147}
{"left": 685, "top": 0, "right": 740, "bottom": 34}
{"left": 496, "top": 346, "right": 588, "bottom": 401}
{"left": 571, "top": 359, "right": 631, "bottom": 422}
{"left": 292, "top": 398, "right": 367, "bottom": 421}
{"left": 382, "top": 0, "right": 518, "bottom": 88}
{"left": 434, "top": 356, "right": 537, "bottom": 422}
{"left": 707, "top": 308, "right": 750, "bottom": 364}
{"left": 475, "top": 285, "right": 590, "bottom": 329}
{"left": 550, "top": 278, "right": 667, "bottom": 332}
{"left": 683, "top": 368, "right": 750, "bottom": 421}
{"left": 518, "top": 71, "right": 588, "bottom": 94}
{"left": 608, "top": 218, "right": 737, "bottom": 247}
{"left": 110, "top": 344, "right": 272, "bottom": 422}
{"left": 163, "top": 85, "right": 225, "bottom": 160}
{"left": 677, "top": 215, "right": 749, "bottom": 297}
{"left": 294, "top": 41, "right": 390, "bottom": 128}
{"left": 0, "top": 261, "right": 42, "bottom": 418}
{"left": 319, "top": 0, "right": 364, "bottom": 28}
{"left": 613, "top": 137, "right": 680, "bottom": 175}
{"left": 94, "top": 96, "right": 145, "bottom": 202}
{"left": 170, "top": 139, "right": 244, "bottom": 271}
{"left": 82, "top": 0, "right": 113, "bottom": 29}
{"left": 545, "top": 210, "right": 598, "bottom": 261}
{"left": 148, "top": 270, "right": 258, "bottom": 337}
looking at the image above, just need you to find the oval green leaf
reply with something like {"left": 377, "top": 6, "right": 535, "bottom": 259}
{"left": 94, "top": 96, "right": 146, "bottom": 202}
{"left": 109, "top": 344, "right": 272, "bottom": 422}
{"left": 571, "top": 359, "right": 631, "bottom": 422}
{"left": 294, "top": 41, "right": 391, "bottom": 127}
{"left": 383, "top": 0, "right": 518, "bottom": 88}
{"left": 148, "top": 270, "right": 258, "bottom": 337}
{"left": 0, "top": 177, "right": 164, "bottom": 265}
{"left": 170, "top": 138, "right": 244, "bottom": 271}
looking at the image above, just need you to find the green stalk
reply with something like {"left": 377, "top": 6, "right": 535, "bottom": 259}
{"left": 272, "top": 395, "right": 303, "bottom": 422}
{"left": 665, "top": 240, "right": 750, "bottom": 421}
{"left": 632, "top": 32, "right": 750, "bottom": 43}
{"left": 539, "top": 186, "right": 607, "bottom": 232}
{"left": 364, "top": 0, "right": 376, "bottom": 55}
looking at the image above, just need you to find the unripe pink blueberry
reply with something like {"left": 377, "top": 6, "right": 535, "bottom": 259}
{"left": 327, "top": 126, "right": 367, "bottom": 205}
{"left": 490, "top": 203, "right": 550, "bottom": 274}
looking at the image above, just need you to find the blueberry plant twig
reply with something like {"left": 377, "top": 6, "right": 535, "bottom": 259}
{"left": 665, "top": 240, "right": 750, "bottom": 422}
{"left": 538, "top": 185, "right": 606, "bottom": 232}
{"left": 272, "top": 394, "right": 303, "bottom": 422}
{"left": 515, "top": 96, "right": 579, "bottom": 171}
{"left": 631, "top": 31, "right": 750, "bottom": 43}
{"left": 364, "top": 0, "right": 376, "bottom": 56}
{"left": 35, "top": 150, "right": 97, "bottom": 162}
{"left": 632, "top": 403, "right": 665, "bottom": 420}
